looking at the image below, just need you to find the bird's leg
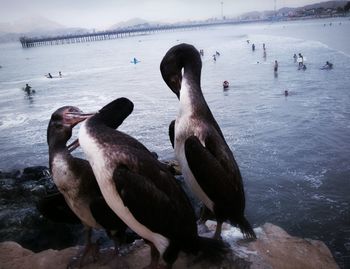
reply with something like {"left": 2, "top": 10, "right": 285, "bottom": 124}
{"left": 198, "top": 205, "right": 212, "bottom": 224}
{"left": 112, "top": 235, "right": 121, "bottom": 256}
{"left": 79, "top": 227, "right": 100, "bottom": 267}
{"left": 214, "top": 221, "right": 223, "bottom": 240}
{"left": 66, "top": 227, "right": 97, "bottom": 268}
{"left": 197, "top": 206, "right": 212, "bottom": 234}
{"left": 150, "top": 243, "right": 160, "bottom": 268}
{"left": 108, "top": 228, "right": 130, "bottom": 256}
{"left": 143, "top": 242, "right": 160, "bottom": 269}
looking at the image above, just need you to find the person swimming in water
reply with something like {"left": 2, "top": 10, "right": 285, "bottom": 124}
{"left": 323, "top": 61, "right": 333, "bottom": 69}
{"left": 24, "top": 84, "right": 31, "bottom": 93}
{"left": 23, "top": 84, "right": 35, "bottom": 94}
{"left": 131, "top": 57, "right": 140, "bottom": 64}
{"left": 293, "top": 54, "right": 297, "bottom": 63}
{"left": 223, "top": 80, "right": 229, "bottom": 89}
{"left": 298, "top": 53, "right": 304, "bottom": 67}
{"left": 274, "top": 60, "right": 278, "bottom": 72}
{"left": 47, "top": 73, "right": 53, "bottom": 78}
{"left": 297, "top": 63, "right": 306, "bottom": 70}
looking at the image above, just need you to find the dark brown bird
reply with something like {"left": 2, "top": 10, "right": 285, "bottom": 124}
{"left": 65, "top": 97, "right": 228, "bottom": 268}
{"left": 160, "top": 43, "right": 256, "bottom": 240}
{"left": 47, "top": 101, "right": 133, "bottom": 265}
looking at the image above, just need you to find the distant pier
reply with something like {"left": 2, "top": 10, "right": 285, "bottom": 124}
{"left": 19, "top": 20, "right": 250, "bottom": 48}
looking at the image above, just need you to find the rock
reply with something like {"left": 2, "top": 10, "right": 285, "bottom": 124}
{"left": 21, "top": 166, "right": 50, "bottom": 181}
{"left": 0, "top": 223, "right": 340, "bottom": 269}
{"left": 0, "top": 167, "right": 81, "bottom": 252}
{"left": 0, "top": 241, "right": 78, "bottom": 269}
{"left": 244, "top": 223, "right": 339, "bottom": 269}
{"left": 0, "top": 169, "right": 21, "bottom": 179}
{"left": 30, "top": 185, "right": 47, "bottom": 198}
{"left": 0, "top": 178, "right": 19, "bottom": 200}
{"left": 0, "top": 202, "right": 82, "bottom": 251}
{"left": 0, "top": 164, "right": 340, "bottom": 268}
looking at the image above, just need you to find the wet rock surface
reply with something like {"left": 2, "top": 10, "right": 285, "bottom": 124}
{"left": 0, "top": 222, "right": 339, "bottom": 269}
{"left": 0, "top": 166, "right": 82, "bottom": 252}
{"left": 0, "top": 163, "right": 185, "bottom": 253}
{"left": 0, "top": 165, "right": 341, "bottom": 268}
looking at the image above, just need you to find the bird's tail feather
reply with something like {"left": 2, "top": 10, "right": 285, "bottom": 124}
{"left": 238, "top": 217, "right": 257, "bottom": 240}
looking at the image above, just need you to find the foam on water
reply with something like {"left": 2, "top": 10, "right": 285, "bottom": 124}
{"left": 0, "top": 114, "right": 28, "bottom": 129}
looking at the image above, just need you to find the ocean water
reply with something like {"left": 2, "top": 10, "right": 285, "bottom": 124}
{"left": 0, "top": 18, "right": 349, "bottom": 265}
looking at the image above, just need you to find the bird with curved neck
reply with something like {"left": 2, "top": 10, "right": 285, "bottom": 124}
{"left": 47, "top": 101, "right": 133, "bottom": 265}
{"left": 160, "top": 43, "right": 256, "bottom": 240}
{"left": 67, "top": 97, "right": 228, "bottom": 268}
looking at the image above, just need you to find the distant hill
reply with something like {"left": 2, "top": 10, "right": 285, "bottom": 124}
{"left": 0, "top": 28, "right": 89, "bottom": 43}
{"left": 0, "top": 16, "right": 65, "bottom": 34}
{"left": 109, "top": 17, "right": 164, "bottom": 30}
{"left": 297, "top": 0, "right": 349, "bottom": 10}
{"left": 1, "top": 1, "right": 348, "bottom": 43}
{"left": 239, "top": 0, "right": 349, "bottom": 19}
{"left": 0, "top": 32, "right": 23, "bottom": 43}
{"left": 0, "top": 16, "right": 89, "bottom": 43}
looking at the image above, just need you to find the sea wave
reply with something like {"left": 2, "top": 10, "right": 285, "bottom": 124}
{"left": 0, "top": 114, "right": 29, "bottom": 129}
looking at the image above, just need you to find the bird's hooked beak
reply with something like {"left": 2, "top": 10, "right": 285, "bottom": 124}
{"left": 64, "top": 110, "right": 95, "bottom": 152}
{"left": 67, "top": 139, "right": 80, "bottom": 152}
{"left": 64, "top": 110, "right": 95, "bottom": 127}
{"left": 169, "top": 73, "right": 182, "bottom": 99}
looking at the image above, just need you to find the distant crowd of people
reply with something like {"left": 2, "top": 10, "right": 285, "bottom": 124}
{"left": 23, "top": 71, "right": 63, "bottom": 98}
{"left": 248, "top": 39, "right": 334, "bottom": 76}
{"left": 202, "top": 38, "right": 335, "bottom": 95}
{"left": 24, "top": 38, "right": 335, "bottom": 100}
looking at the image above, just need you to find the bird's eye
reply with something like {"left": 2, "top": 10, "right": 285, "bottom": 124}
{"left": 68, "top": 107, "right": 80, "bottom": 112}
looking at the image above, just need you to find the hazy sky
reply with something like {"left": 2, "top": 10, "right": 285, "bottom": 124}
{"left": 0, "top": 0, "right": 332, "bottom": 29}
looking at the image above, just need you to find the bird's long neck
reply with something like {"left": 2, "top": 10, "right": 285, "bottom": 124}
{"left": 179, "top": 68, "right": 208, "bottom": 116}
{"left": 48, "top": 143, "right": 71, "bottom": 171}
{"left": 85, "top": 116, "right": 113, "bottom": 140}
{"left": 78, "top": 118, "right": 111, "bottom": 168}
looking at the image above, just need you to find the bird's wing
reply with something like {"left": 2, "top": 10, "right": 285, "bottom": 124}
{"left": 36, "top": 192, "right": 81, "bottom": 224}
{"left": 204, "top": 134, "right": 244, "bottom": 189}
{"left": 184, "top": 135, "right": 245, "bottom": 211}
{"left": 73, "top": 157, "right": 102, "bottom": 197}
{"left": 90, "top": 196, "right": 126, "bottom": 235}
{"left": 112, "top": 166, "right": 194, "bottom": 241}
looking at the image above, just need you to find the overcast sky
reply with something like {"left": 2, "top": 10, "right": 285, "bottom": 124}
{"left": 0, "top": 0, "right": 332, "bottom": 29}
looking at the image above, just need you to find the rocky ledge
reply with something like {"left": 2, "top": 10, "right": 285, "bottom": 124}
{"left": 0, "top": 166, "right": 82, "bottom": 251}
{"left": 0, "top": 166, "right": 340, "bottom": 268}
{"left": 0, "top": 222, "right": 339, "bottom": 269}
